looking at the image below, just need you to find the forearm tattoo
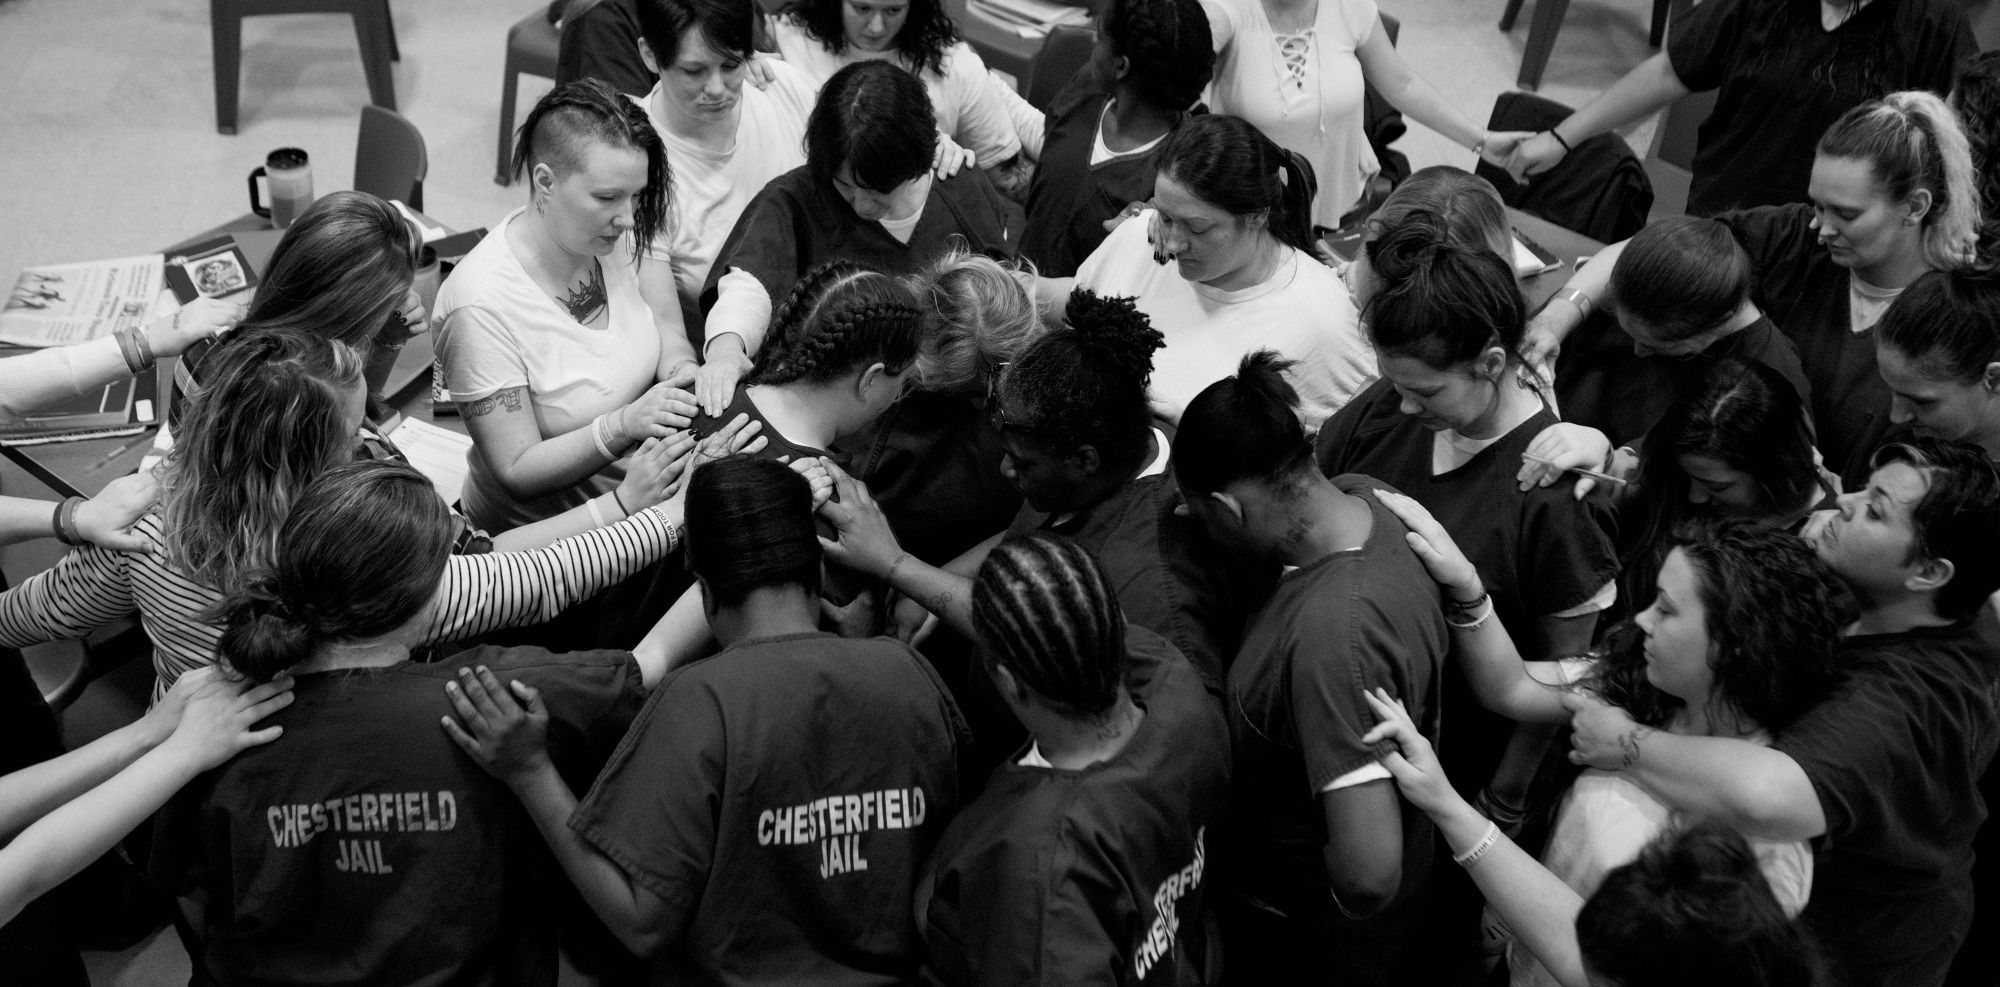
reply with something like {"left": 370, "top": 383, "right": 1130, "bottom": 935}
{"left": 1618, "top": 727, "right": 1653, "bottom": 769}
{"left": 462, "top": 388, "right": 525, "bottom": 418}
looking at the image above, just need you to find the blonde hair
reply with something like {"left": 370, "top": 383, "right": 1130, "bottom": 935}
{"left": 906, "top": 247, "right": 1044, "bottom": 397}
{"left": 161, "top": 328, "right": 365, "bottom": 590}
{"left": 1819, "top": 90, "right": 1982, "bottom": 271}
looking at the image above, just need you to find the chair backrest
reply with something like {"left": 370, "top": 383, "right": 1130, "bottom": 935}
{"left": 1025, "top": 24, "right": 1099, "bottom": 112}
{"left": 354, "top": 104, "right": 428, "bottom": 210}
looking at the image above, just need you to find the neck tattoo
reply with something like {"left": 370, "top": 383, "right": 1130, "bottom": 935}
{"left": 562, "top": 260, "right": 607, "bottom": 325}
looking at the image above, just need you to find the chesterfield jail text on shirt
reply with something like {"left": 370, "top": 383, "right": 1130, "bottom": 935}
{"left": 265, "top": 790, "right": 462, "bottom": 875}
{"left": 757, "top": 786, "right": 930, "bottom": 879}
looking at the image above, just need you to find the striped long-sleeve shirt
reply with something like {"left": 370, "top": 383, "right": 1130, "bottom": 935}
{"left": 0, "top": 507, "right": 680, "bottom": 699}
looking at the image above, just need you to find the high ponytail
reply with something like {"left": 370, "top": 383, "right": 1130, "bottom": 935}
{"left": 1159, "top": 114, "right": 1316, "bottom": 256}
{"left": 1173, "top": 350, "right": 1313, "bottom": 494}
{"left": 212, "top": 460, "right": 457, "bottom": 683}
{"left": 998, "top": 289, "right": 1163, "bottom": 473}
{"left": 1818, "top": 90, "right": 1980, "bottom": 272}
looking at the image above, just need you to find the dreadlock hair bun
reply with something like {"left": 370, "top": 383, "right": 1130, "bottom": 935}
{"left": 971, "top": 532, "right": 1128, "bottom": 718}
{"left": 998, "top": 289, "right": 1162, "bottom": 473}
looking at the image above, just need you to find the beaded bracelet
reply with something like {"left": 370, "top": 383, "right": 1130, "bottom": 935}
{"left": 1453, "top": 821, "right": 1502, "bottom": 867}
{"left": 52, "top": 495, "right": 85, "bottom": 546}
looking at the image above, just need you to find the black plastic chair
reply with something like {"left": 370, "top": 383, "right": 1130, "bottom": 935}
{"left": 1475, "top": 91, "right": 1654, "bottom": 243}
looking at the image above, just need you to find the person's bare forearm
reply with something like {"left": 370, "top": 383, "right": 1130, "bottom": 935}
{"left": 1616, "top": 729, "right": 1825, "bottom": 841}
{"left": 885, "top": 556, "right": 977, "bottom": 641}
{"left": 0, "top": 719, "right": 159, "bottom": 839}
{"left": 0, "top": 737, "right": 204, "bottom": 925}
{"left": 1551, "top": 53, "right": 1690, "bottom": 145}
{"left": 508, "top": 762, "right": 663, "bottom": 955}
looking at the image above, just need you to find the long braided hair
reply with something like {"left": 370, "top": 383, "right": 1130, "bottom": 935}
{"left": 750, "top": 261, "right": 924, "bottom": 386}
{"left": 971, "top": 532, "right": 1129, "bottom": 718}
{"left": 998, "top": 288, "right": 1163, "bottom": 475}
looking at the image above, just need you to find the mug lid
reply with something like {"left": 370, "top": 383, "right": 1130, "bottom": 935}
{"left": 267, "top": 147, "right": 309, "bottom": 168}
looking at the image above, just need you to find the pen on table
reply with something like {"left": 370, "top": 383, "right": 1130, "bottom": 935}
{"left": 86, "top": 431, "right": 157, "bottom": 473}
{"left": 1522, "top": 452, "right": 1629, "bottom": 487}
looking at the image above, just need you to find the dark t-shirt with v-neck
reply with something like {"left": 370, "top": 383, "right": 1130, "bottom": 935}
{"left": 1667, "top": 0, "right": 1971, "bottom": 215}
{"left": 1716, "top": 203, "right": 1897, "bottom": 480}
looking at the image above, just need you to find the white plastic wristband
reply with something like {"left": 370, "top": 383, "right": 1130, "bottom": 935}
{"left": 591, "top": 414, "right": 617, "bottom": 460}
{"left": 1445, "top": 595, "right": 1496, "bottom": 631}
{"left": 1453, "top": 821, "right": 1502, "bottom": 867}
{"left": 585, "top": 496, "right": 609, "bottom": 530}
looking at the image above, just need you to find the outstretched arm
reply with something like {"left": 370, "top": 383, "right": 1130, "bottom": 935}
{"left": 0, "top": 669, "right": 292, "bottom": 925}
{"left": 815, "top": 461, "right": 986, "bottom": 641}
{"left": 1364, "top": 689, "right": 1590, "bottom": 987}
{"left": 443, "top": 667, "right": 683, "bottom": 956}
{"left": 1565, "top": 693, "right": 1825, "bottom": 841}
{"left": 1505, "top": 54, "right": 1691, "bottom": 178}
{"left": 1371, "top": 490, "right": 1572, "bottom": 724}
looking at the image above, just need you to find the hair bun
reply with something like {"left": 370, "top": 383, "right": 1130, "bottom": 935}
{"left": 1063, "top": 289, "right": 1164, "bottom": 384}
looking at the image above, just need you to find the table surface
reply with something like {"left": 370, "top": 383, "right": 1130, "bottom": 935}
{"left": 1508, "top": 207, "right": 1603, "bottom": 314}
{"left": 5, "top": 215, "right": 446, "bottom": 500}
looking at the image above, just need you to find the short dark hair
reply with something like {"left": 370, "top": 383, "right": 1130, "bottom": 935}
{"left": 1611, "top": 217, "right": 1753, "bottom": 342}
{"left": 972, "top": 533, "right": 1128, "bottom": 718}
{"left": 791, "top": 0, "right": 960, "bottom": 76}
{"left": 1173, "top": 350, "right": 1314, "bottom": 495}
{"left": 1869, "top": 438, "right": 2000, "bottom": 620}
{"left": 685, "top": 456, "right": 821, "bottom": 606}
{"left": 216, "top": 461, "right": 457, "bottom": 683}
{"left": 513, "top": 78, "right": 673, "bottom": 260}
{"left": 751, "top": 261, "right": 924, "bottom": 385}
{"left": 1361, "top": 211, "right": 1526, "bottom": 368}
{"left": 1103, "top": 0, "right": 1213, "bottom": 113}
{"left": 1158, "top": 114, "right": 1316, "bottom": 256}
{"left": 1577, "top": 822, "right": 1827, "bottom": 987}
{"left": 1875, "top": 267, "right": 2000, "bottom": 383}
{"left": 998, "top": 289, "right": 1163, "bottom": 476}
{"left": 805, "top": 60, "right": 937, "bottom": 192}
{"left": 634, "top": 0, "right": 753, "bottom": 67}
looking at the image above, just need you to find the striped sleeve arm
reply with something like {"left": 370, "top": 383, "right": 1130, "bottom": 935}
{"left": 0, "top": 543, "right": 138, "bottom": 647}
{"left": 417, "top": 506, "right": 681, "bottom": 644}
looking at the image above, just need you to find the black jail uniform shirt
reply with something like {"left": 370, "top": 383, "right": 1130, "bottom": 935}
{"left": 570, "top": 631, "right": 969, "bottom": 986}
{"left": 917, "top": 627, "right": 1230, "bottom": 986}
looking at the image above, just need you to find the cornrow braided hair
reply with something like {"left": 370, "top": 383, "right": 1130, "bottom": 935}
{"left": 751, "top": 262, "right": 925, "bottom": 386}
{"left": 1000, "top": 289, "right": 1163, "bottom": 472}
{"left": 972, "top": 532, "right": 1129, "bottom": 718}
{"left": 1105, "top": 0, "right": 1214, "bottom": 114}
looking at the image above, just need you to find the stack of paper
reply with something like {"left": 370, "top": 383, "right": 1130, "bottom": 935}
{"left": 1, "top": 255, "right": 165, "bottom": 348}
{"left": 967, "top": 0, "right": 1092, "bottom": 38}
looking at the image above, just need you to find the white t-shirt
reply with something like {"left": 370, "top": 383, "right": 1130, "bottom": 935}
{"left": 1502, "top": 662, "right": 1814, "bottom": 987}
{"left": 634, "top": 60, "right": 814, "bottom": 299}
{"left": 1074, "top": 209, "right": 1375, "bottom": 430}
{"left": 771, "top": 18, "right": 1023, "bottom": 167}
{"left": 1206, "top": 0, "right": 1379, "bottom": 230}
{"left": 434, "top": 208, "right": 662, "bottom": 531}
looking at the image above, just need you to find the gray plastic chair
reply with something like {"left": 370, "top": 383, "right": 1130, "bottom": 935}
{"left": 354, "top": 104, "right": 428, "bottom": 209}
{"left": 210, "top": 0, "right": 399, "bottom": 134}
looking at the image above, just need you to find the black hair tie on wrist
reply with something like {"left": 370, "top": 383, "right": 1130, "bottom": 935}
{"left": 1546, "top": 129, "right": 1573, "bottom": 154}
